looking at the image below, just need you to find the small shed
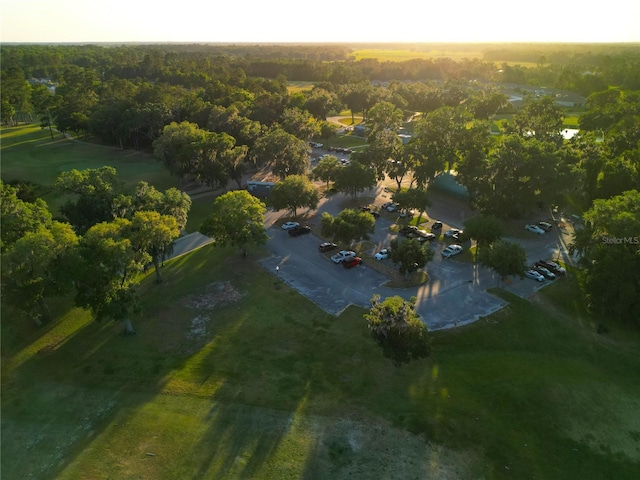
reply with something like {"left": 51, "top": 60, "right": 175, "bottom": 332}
{"left": 353, "top": 124, "right": 367, "bottom": 136}
{"left": 246, "top": 181, "right": 276, "bottom": 198}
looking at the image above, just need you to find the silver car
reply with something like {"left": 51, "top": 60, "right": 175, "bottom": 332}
{"left": 525, "top": 269, "right": 545, "bottom": 282}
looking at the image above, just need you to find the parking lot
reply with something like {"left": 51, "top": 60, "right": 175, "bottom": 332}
{"left": 259, "top": 185, "right": 576, "bottom": 330}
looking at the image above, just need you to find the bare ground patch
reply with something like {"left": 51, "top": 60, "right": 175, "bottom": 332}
{"left": 181, "top": 281, "right": 245, "bottom": 311}
{"left": 158, "top": 281, "right": 245, "bottom": 355}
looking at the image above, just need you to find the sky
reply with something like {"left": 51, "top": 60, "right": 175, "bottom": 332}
{"left": 1, "top": 0, "right": 639, "bottom": 44}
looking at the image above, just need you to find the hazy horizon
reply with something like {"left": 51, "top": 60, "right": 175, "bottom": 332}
{"left": 2, "top": 0, "right": 639, "bottom": 44}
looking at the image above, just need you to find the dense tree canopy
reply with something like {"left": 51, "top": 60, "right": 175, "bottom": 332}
{"left": 1, "top": 221, "right": 78, "bottom": 325}
{"left": 572, "top": 190, "right": 640, "bottom": 324}
{"left": 365, "top": 295, "right": 430, "bottom": 367}
{"left": 269, "top": 175, "right": 319, "bottom": 217}
{"left": 481, "top": 240, "right": 527, "bottom": 284}
{"left": 320, "top": 208, "right": 375, "bottom": 246}
{"left": 200, "top": 190, "right": 269, "bottom": 257}
{"left": 389, "top": 237, "right": 434, "bottom": 279}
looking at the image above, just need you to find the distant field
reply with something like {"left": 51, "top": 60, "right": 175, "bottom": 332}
{"left": 347, "top": 48, "right": 549, "bottom": 68}
{"left": 287, "top": 81, "right": 315, "bottom": 92}
{"left": 349, "top": 48, "right": 485, "bottom": 62}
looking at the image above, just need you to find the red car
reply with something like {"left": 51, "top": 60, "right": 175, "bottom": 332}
{"left": 343, "top": 257, "right": 363, "bottom": 268}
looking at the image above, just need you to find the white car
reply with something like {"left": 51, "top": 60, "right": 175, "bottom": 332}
{"left": 441, "top": 244, "right": 463, "bottom": 257}
{"left": 525, "top": 269, "right": 545, "bottom": 282}
{"left": 444, "top": 228, "right": 463, "bottom": 238}
{"left": 386, "top": 203, "right": 399, "bottom": 212}
{"left": 281, "top": 221, "right": 300, "bottom": 230}
{"left": 374, "top": 248, "right": 391, "bottom": 260}
{"left": 525, "top": 224, "right": 545, "bottom": 235}
{"left": 331, "top": 250, "right": 356, "bottom": 263}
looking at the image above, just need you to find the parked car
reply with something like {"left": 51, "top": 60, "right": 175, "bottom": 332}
{"left": 382, "top": 201, "right": 394, "bottom": 209}
{"left": 281, "top": 221, "right": 300, "bottom": 230}
{"left": 412, "top": 229, "right": 430, "bottom": 239}
{"left": 431, "top": 221, "right": 443, "bottom": 231}
{"left": 539, "top": 221, "right": 553, "bottom": 232}
{"left": 416, "top": 233, "right": 437, "bottom": 242}
{"left": 319, "top": 242, "right": 338, "bottom": 252}
{"left": 374, "top": 248, "right": 391, "bottom": 260}
{"left": 441, "top": 244, "right": 463, "bottom": 257}
{"left": 288, "top": 225, "right": 311, "bottom": 237}
{"left": 525, "top": 224, "right": 545, "bottom": 235}
{"left": 386, "top": 203, "right": 399, "bottom": 212}
{"left": 309, "top": 142, "right": 323, "bottom": 148}
{"left": 399, "top": 209, "right": 416, "bottom": 218}
{"left": 532, "top": 265, "right": 556, "bottom": 280}
{"left": 399, "top": 225, "right": 419, "bottom": 236}
{"left": 525, "top": 269, "right": 545, "bottom": 282}
{"left": 331, "top": 250, "right": 356, "bottom": 263}
{"left": 536, "top": 260, "right": 566, "bottom": 276}
{"left": 343, "top": 257, "right": 363, "bottom": 268}
{"left": 444, "top": 228, "right": 463, "bottom": 239}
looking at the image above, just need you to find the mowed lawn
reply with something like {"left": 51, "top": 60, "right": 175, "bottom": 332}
{"left": 0, "top": 125, "right": 177, "bottom": 213}
{"left": 2, "top": 239, "right": 639, "bottom": 479}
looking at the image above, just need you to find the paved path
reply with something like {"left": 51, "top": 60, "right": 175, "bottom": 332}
{"left": 169, "top": 232, "right": 215, "bottom": 259}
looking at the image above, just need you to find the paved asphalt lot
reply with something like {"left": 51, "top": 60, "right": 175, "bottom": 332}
{"left": 257, "top": 185, "right": 577, "bottom": 331}
{"left": 175, "top": 174, "right": 576, "bottom": 331}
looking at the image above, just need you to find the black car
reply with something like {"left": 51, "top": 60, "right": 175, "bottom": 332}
{"left": 288, "top": 225, "right": 311, "bottom": 237}
{"left": 536, "top": 260, "right": 566, "bottom": 276}
{"left": 431, "top": 221, "right": 443, "bottom": 230}
{"left": 532, "top": 265, "right": 556, "bottom": 280}
{"left": 319, "top": 242, "right": 337, "bottom": 252}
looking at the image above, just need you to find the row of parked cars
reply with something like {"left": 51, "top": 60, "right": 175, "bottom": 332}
{"left": 327, "top": 146, "right": 353, "bottom": 154}
{"left": 281, "top": 221, "right": 311, "bottom": 237}
{"left": 525, "top": 260, "right": 567, "bottom": 282}
{"left": 282, "top": 222, "right": 363, "bottom": 269}
{"left": 328, "top": 248, "right": 362, "bottom": 268}
{"left": 525, "top": 221, "right": 553, "bottom": 235}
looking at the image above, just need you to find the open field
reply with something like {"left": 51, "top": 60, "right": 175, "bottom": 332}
{"left": 2, "top": 239, "right": 640, "bottom": 479}
{"left": 3, "top": 124, "right": 639, "bottom": 480}
{"left": 287, "top": 81, "right": 315, "bottom": 93}
{"left": 348, "top": 48, "right": 486, "bottom": 63}
{"left": 0, "top": 125, "right": 177, "bottom": 213}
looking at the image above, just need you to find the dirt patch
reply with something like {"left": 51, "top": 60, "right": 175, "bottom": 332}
{"left": 159, "top": 282, "right": 245, "bottom": 355}
{"left": 181, "top": 281, "right": 244, "bottom": 311}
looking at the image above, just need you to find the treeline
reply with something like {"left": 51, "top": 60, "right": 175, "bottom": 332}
{"left": 3, "top": 42, "right": 639, "bottom": 93}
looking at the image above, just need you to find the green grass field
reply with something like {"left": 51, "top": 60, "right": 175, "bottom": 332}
{"left": 2, "top": 240, "right": 639, "bottom": 479}
{"left": 348, "top": 48, "right": 485, "bottom": 63}
{"left": 1, "top": 125, "right": 177, "bottom": 213}
{"left": 2, "top": 124, "right": 639, "bottom": 480}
